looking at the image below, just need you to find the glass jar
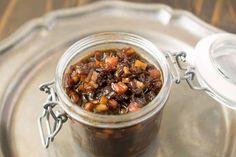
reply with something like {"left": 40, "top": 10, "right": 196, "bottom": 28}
{"left": 38, "top": 32, "right": 236, "bottom": 157}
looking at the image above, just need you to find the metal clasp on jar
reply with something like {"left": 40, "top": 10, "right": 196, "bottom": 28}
{"left": 165, "top": 51, "right": 210, "bottom": 92}
{"left": 38, "top": 80, "right": 68, "bottom": 148}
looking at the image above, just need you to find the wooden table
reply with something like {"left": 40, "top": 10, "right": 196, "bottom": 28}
{"left": 0, "top": 0, "right": 236, "bottom": 40}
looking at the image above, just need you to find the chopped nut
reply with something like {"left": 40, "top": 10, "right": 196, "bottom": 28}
{"left": 134, "top": 60, "right": 147, "bottom": 70}
{"left": 111, "top": 82, "right": 128, "bottom": 94}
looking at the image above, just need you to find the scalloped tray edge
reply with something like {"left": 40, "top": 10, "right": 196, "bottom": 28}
{"left": 0, "top": 0, "right": 223, "bottom": 54}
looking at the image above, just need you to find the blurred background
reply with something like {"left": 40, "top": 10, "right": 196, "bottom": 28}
{"left": 0, "top": 0, "right": 236, "bottom": 41}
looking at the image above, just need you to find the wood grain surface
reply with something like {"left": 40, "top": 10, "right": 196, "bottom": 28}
{"left": 0, "top": 0, "right": 235, "bottom": 41}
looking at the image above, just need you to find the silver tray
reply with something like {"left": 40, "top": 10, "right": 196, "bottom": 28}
{"left": 0, "top": 1, "right": 235, "bottom": 157}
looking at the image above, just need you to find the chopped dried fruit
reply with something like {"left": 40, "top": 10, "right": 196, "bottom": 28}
{"left": 84, "top": 83, "right": 92, "bottom": 90}
{"left": 115, "top": 67, "right": 124, "bottom": 77}
{"left": 123, "top": 66, "right": 130, "bottom": 75}
{"left": 134, "top": 60, "right": 147, "bottom": 70}
{"left": 100, "top": 96, "right": 108, "bottom": 104}
{"left": 96, "top": 104, "right": 109, "bottom": 112}
{"left": 88, "top": 81, "right": 98, "bottom": 88}
{"left": 91, "top": 99, "right": 99, "bottom": 104}
{"left": 134, "top": 79, "right": 145, "bottom": 89}
{"left": 108, "top": 99, "right": 118, "bottom": 109}
{"left": 84, "top": 102, "right": 95, "bottom": 112}
{"left": 104, "top": 62, "right": 116, "bottom": 71}
{"left": 111, "top": 82, "right": 128, "bottom": 94}
{"left": 105, "top": 56, "right": 118, "bottom": 67}
{"left": 131, "top": 100, "right": 145, "bottom": 108}
{"left": 122, "top": 78, "right": 130, "bottom": 83}
{"left": 95, "top": 51, "right": 103, "bottom": 61}
{"left": 85, "top": 70, "right": 94, "bottom": 82}
{"left": 128, "top": 103, "right": 141, "bottom": 112}
{"left": 64, "top": 47, "right": 163, "bottom": 114}
{"left": 149, "top": 69, "right": 161, "bottom": 79}
{"left": 72, "top": 75, "right": 79, "bottom": 83}
{"left": 91, "top": 71, "right": 99, "bottom": 82}
{"left": 70, "top": 91, "right": 79, "bottom": 103}
{"left": 125, "top": 47, "right": 135, "bottom": 56}
{"left": 120, "top": 105, "right": 128, "bottom": 114}
{"left": 78, "top": 85, "right": 85, "bottom": 92}
{"left": 65, "top": 74, "right": 74, "bottom": 87}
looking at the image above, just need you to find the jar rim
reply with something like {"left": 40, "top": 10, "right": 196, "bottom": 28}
{"left": 55, "top": 32, "right": 172, "bottom": 128}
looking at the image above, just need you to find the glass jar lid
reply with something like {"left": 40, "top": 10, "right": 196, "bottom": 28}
{"left": 193, "top": 33, "right": 236, "bottom": 109}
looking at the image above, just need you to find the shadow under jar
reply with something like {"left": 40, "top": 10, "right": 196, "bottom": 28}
{"left": 39, "top": 32, "right": 172, "bottom": 157}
